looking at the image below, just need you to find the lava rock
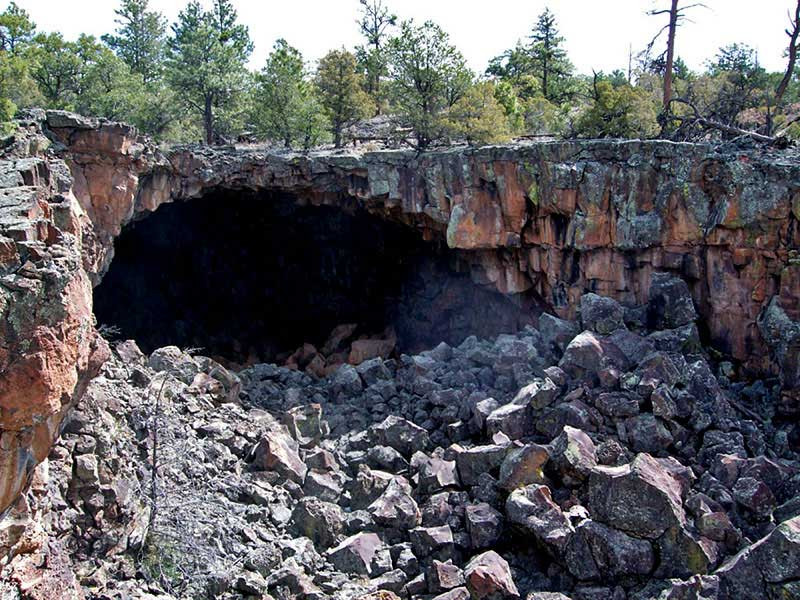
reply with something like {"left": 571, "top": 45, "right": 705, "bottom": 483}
{"left": 505, "top": 484, "right": 574, "bottom": 554}
{"left": 463, "top": 550, "right": 519, "bottom": 600}
{"left": 251, "top": 430, "right": 308, "bottom": 484}
{"left": 465, "top": 503, "right": 504, "bottom": 549}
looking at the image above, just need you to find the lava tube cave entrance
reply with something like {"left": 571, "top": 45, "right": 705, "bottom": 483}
{"left": 93, "top": 189, "right": 538, "bottom": 368}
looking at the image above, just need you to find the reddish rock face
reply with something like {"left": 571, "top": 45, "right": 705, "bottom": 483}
{"left": 0, "top": 110, "right": 798, "bottom": 517}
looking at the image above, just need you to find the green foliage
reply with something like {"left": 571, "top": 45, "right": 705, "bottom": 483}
{"left": 0, "top": 2, "right": 34, "bottom": 53}
{"left": 102, "top": 0, "right": 167, "bottom": 83}
{"left": 165, "top": 0, "right": 253, "bottom": 144}
{"left": 529, "top": 8, "right": 575, "bottom": 103}
{"left": 315, "top": 49, "right": 371, "bottom": 147}
{"left": 253, "top": 39, "right": 328, "bottom": 149}
{"left": 387, "top": 20, "right": 472, "bottom": 149}
{"left": 444, "top": 81, "right": 512, "bottom": 145}
{"left": 355, "top": 0, "right": 396, "bottom": 113}
{"left": 574, "top": 80, "right": 659, "bottom": 138}
{"left": 493, "top": 80, "right": 524, "bottom": 132}
{"left": 521, "top": 95, "right": 567, "bottom": 135}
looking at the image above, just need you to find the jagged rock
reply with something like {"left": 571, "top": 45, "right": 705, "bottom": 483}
{"left": 498, "top": 444, "right": 549, "bottom": 491}
{"left": 647, "top": 273, "right": 697, "bottom": 330}
{"left": 595, "top": 392, "right": 640, "bottom": 418}
{"left": 367, "top": 445, "right": 410, "bottom": 473}
{"left": 410, "top": 525, "right": 455, "bottom": 560}
{"left": 732, "top": 476, "right": 776, "bottom": 518}
{"left": 580, "top": 294, "right": 625, "bottom": 335}
{"left": 565, "top": 520, "right": 654, "bottom": 580}
{"left": 485, "top": 403, "right": 533, "bottom": 440}
{"left": 549, "top": 426, "right": 597, "bottom": 485}
{"left": 331, "top": 364, "right": 364, "bottom": 396}
{"left": 463, "top": 551, "right": 519, "bottom": 600}
{"left": 283, "top": 403, "right": 327, "bottom": 447}
{"left": 559, "top": 331, "right": 607, "bottom": 379}
{"left": 624, "top": 414, "right": 673, "bottom": 454}
{"left": 514, "top": 378, "right": 560, "bottom": 410}
{"left": 465, "top": 503, "right": 504, "bottom": 549}
{"left": 540, "top": 313, "right": 581, "bottom": 356}
{"left": 370, "top": 416, "right": 430, "bottom": 456}
{"left": 717, "top": 518, "right": 800, "bottom": 599}
{"left": 327, "top": 532, "right": 390, "bottom": 576}
{"left": 368, "top": 478, "right": 421, "bottom": 530}
{"left": 506, "top": 484, "right": 574, "bottom": 554}
{"left": 455, "top": 444, "right": 509, "bottom": 486}
{"left": 418, "top": 457, "right": 460, "bottom": 494}
{"left": 586, "top": 454, "right": 686, "bottom": 539}
{"left": 432, "top": 587, "right": 471, "bottom": 600}
{"left": 291, "top": 497, "right": 344, "bottom": 548}
{"left": 251, "top": 431, "right": 308, "bottom": 484}
{"left": 428, "top": 560, "right": 465, "bottom": 593}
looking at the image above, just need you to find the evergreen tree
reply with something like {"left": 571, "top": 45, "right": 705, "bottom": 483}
{"left": 0, "top": 2, "right": 34, "bottom": 53}
{"left": 387, "top": 20, "right": 472, "bottom": 150}
{"left": 355, "top": 0, "right": 396, "bottom": 113}
{"left": 0, "top": 2, "right": 39, "bottom": 114}
{"left": 315, "top": 48, "right": 371, "bottom": 147}
{"left": 166, "top": 0, "right": 253, "bottom": 144}
{"left": 528, "top": 8, "right": 573, "bottom": 102}
{"left": 102, "top": 0, "right": 167, "bottom": 83}
{"left": 28, "top": 32, "right": 82, "bottom": 108}
{"left": 253, "top": 39, "right": 327, "bottom": 149}
{"left": 444, "top": 81, "right": 513, "bottom": 145}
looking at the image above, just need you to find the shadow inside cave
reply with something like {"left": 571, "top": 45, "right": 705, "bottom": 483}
{"left": 93, "top": 189, "right": 540, "bottom": 367}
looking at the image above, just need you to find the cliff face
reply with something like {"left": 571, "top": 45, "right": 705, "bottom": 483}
{"left": 0, "top": 111, "right": 798, "bottom": 515}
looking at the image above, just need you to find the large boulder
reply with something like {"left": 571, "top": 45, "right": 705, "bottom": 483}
{"left": 717, "top": 516, "right": 800, "bottom": 599}
{"left": 506, "top": 484, "right": 574, "bottom": 554}
{"left": 463, "top": 551, "right": 519, "bottom": 600}
{"left": 646, "top": 273, "right": 697, "bottom": 330}
{"left": 586, "top": 454, "right": 686, "bottom": 539}
{"left": 251, "top": 430, "right": 308, "bottom": 484}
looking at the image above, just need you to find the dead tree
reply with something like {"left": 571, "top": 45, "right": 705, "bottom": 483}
{"left": 645, "top": 1, "right": 705, "bottom": 110}
{"left": 770, "top": 1, "right": 800, "bottom": 134}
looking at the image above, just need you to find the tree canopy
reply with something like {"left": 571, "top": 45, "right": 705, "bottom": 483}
{"left": 0, "top": 0, "right": 796, "bottom": 148}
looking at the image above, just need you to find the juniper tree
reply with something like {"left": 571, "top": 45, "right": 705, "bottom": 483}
{"left": 166, "top": 0, "right": 253, "bottom": 144}
{"left": 315, "top": 49, "right": 371, "bottom": 147}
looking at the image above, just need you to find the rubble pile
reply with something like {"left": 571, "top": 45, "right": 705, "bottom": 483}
{"left": 2, "top": 276, "right": 798, "bottom": 600}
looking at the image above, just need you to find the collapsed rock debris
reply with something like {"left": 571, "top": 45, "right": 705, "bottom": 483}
{"left": 2, "top": 277, "right": 799, "bottom": 600}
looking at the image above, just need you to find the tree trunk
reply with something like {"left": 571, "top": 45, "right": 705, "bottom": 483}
{"left": 204, "top": 94, "right": 214, "bottom": 145}
{"left": 772, "top": 1, "right": 800, "bottom": 134}
{"left": 663, "top": 0, "right": 679, "bottom": 111}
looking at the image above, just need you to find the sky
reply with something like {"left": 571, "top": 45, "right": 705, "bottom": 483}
{"left": 9, "top": 0, "right": 797, "bottom": 75}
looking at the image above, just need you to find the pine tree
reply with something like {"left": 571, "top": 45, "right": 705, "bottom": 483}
{"left": 387, "top": 20, "right": 472, "bottom": 150}
{"left": 315, "top": 49, "right": 371, "bottom": 147}
{"left": 355, "top": 0, "right": 396, "bottom": 113}
{"left": 102, "top": 0, "right": 167, "bottom": 84}
{"left": 253, "top": 39, "right": 327, "bottom": 149}
{"left": 166, "top": 0, "right": 253, "bottom": 144}
{"left": 528, "top": 8, "right": 573, "bottom": 102}
{"left": 0, "top": 2, "right": 34, "bottom": 53}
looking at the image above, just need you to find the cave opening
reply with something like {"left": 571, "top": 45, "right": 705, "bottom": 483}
{"left": 93, "top": 189, "right": 538, "bottom": 368}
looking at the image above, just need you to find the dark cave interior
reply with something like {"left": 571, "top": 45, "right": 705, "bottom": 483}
{"left": 93, "top": 189, "right": 538, "bottom": 366}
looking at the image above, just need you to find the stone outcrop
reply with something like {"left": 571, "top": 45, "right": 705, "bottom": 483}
{"left": 1, "top": 110, "right": 799, "bottom": 517}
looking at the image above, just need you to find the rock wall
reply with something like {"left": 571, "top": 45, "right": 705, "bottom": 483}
{"left": 0, "top": 110, "right": 798, "bottom": 516}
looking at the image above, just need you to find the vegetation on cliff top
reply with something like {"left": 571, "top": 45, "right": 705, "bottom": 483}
{"left": 1, "top": 0, "right": 800, "bottom": 149}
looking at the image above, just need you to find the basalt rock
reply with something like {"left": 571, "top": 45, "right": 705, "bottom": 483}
{"left": 1, "top": 109, "right": 800, "bottom": 524}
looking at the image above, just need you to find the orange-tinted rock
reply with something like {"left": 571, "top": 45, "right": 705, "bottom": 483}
{"left": 2, "top": 112, "right": 800, "bottom": 522}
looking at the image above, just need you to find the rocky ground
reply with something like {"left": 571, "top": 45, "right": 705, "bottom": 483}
{"left": 2, "top": 275, "right": 800, "bottom": 600}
